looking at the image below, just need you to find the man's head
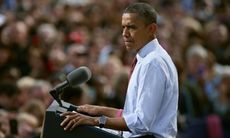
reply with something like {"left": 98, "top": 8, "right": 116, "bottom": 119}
{"left": 122, "top": 3, "right": 157, "bottom": 52}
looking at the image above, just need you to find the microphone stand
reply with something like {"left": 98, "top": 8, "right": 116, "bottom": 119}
{"left": 50, "top": 89, "right": 63, "bottom": 107}
{"left": 49, "top": 83, "right": 89, "bottom": 115}
{"left": 49, "top": 89, "right": 78, "bottom": 114}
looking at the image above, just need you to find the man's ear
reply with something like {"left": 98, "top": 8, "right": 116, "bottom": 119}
{"left": 148, "top": 23, "right": 157, "bottom": 35}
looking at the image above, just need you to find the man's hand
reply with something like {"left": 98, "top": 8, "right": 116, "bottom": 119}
{"left": 60, "top": 111, "right": 98, "bottom": 131}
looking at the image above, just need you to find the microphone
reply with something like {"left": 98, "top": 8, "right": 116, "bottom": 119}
{"left": 50, "top": 66, "right": 92, "bottom": 106}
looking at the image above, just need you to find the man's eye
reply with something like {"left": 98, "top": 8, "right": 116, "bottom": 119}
{"left": 128, "top": 25, "right": 137, "bottom": 29}
{"left": 122, "top": 25, "right": 137, "bottom": 30}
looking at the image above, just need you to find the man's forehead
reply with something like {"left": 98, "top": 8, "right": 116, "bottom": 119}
{"left": 121, "top": 13, "right": 144, "bottom": 25}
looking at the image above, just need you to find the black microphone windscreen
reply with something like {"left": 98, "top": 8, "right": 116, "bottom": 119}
{"left": 66, "top": 66, "right": 92, "bottom": 88}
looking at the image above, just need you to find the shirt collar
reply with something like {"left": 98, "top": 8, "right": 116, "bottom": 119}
{"left": 136, "top": 38, "right": 159, "bottom": 60}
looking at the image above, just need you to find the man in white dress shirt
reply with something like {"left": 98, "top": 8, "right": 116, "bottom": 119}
{"left": 60, "top": 2, "right": 179, "bottom": 138}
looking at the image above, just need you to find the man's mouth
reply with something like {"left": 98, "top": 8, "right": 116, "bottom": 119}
{"left": 124, "top": 42, "right": 133, "bottom": 47}
{"left": 124, "top": 41, "right": 133, "bottom": 43}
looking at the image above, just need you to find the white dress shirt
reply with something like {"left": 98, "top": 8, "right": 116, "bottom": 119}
{"left": 122, "top": 39, "right": 179, "bottom": 138}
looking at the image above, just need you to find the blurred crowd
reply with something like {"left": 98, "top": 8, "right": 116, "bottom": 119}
{"left": 0, "top": 0, "right": 229, "bottom": 137}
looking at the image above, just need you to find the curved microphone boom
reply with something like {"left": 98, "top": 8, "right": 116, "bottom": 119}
{"left": 50, "top": 66, "right": 92, "bottom": 106}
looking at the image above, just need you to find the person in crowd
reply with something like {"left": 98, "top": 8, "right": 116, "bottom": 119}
{"left": 17, "top": 76, "right": 36, "bottom": 107}
{"left": 63, "top": 44, "right": 89, "bottom": 74}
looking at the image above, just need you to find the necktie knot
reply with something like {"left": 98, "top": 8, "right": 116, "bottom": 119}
{"left": 129, "top": 57, "right": 137, "bottom": 80}
{"left": 131, "top": 57, "right": 137, "bottom": 69}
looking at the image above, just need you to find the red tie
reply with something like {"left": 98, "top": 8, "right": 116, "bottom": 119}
{"left": 129, "top": 57, "right": 137, "bottom": 80}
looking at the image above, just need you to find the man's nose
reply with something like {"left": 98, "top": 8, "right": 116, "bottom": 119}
{"left": 122, "top": 28, "right": 129, "bottom": 37}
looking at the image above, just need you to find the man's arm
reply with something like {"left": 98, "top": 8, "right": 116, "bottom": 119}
{"left": 77, "top": 104, "right": 122, "bottom": 118}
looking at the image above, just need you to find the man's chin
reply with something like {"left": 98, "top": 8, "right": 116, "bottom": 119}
{"left": 125, "top": 45, "right": 133, "bottom": 51}
{"left": 125, "top": 45, "right": 132, "bottom": 51}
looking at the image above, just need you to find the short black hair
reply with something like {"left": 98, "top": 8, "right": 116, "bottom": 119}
{"left": 123, "top": 2, "right": 157, "bottom": 25}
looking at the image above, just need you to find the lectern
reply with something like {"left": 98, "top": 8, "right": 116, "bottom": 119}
{"left": 42, "top": 100, "right": 122, "bottom": 138}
